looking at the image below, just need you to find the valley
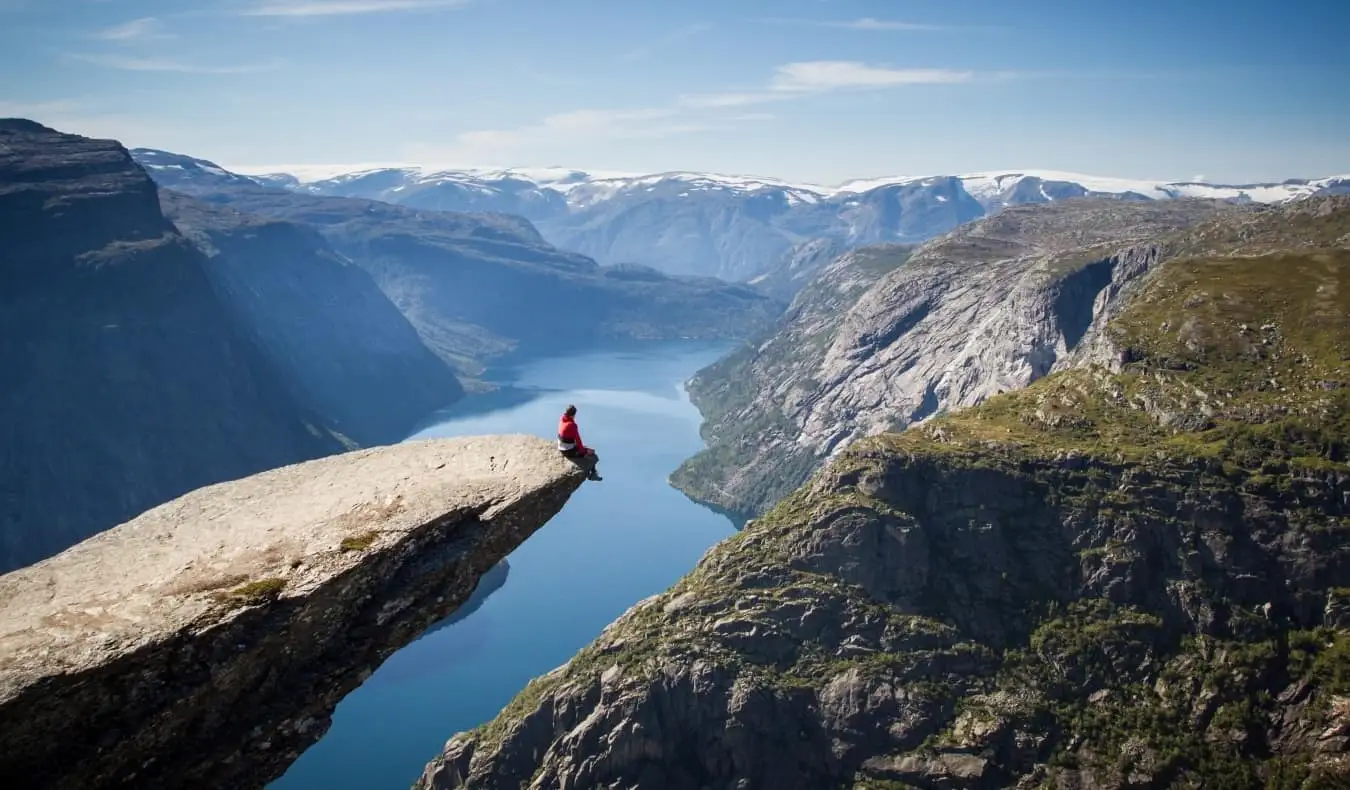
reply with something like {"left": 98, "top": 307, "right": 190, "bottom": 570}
{"left": 419, "top": 195, "right": 1350, "bottom": 789}
{"left": 2, "top": 114, "right": 1347, "bottom": 790}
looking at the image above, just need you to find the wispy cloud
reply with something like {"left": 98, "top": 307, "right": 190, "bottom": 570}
{"left": 761, "top": 16, "right": 944, "bottom": 32}
{"left": 413, "top": 105, "right": 771, "bottom": 164}
{"left": 0, "top": 99, "right": 83, "bottom": 118}
{"left": 679, "top": 61, "right": 977, "bottom": 107}
{"left": 428, "top": 60, "right": 979, "bottom": 160}
{"left": 772, "top": 62, "right": 973, "bottom": 91}
{"left": 93, "top": 17, "right": 175, "bottom": 42}
{"left": 454, "top": 107, "right": 683, "bottom": 151}
{"left": 0, "top": 98, "right": 184, "bottom": 148}
{"left": 619, "top": 23, "right": 713, "bottom": 62}
{"left": 67, "top": 53, "right": 285, "bottom": 74}
{"left": 241, "top": 0, "right": 469, "bottom": 16}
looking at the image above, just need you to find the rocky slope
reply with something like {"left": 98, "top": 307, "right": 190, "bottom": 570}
{"left": 131, "top": 149, "right": 783, "bottom": 380}
{"left": 0, "top": 435, "right": 586, "bottom": 790}
{"left": 218, "top": 158, "right": 1349, "bottom": 285}
{"left": 417, "top": 199, "right": 1350, "bottom": 789}
{"left": 672, "top": 199, "right": 1259, "bottom": 518}
{"left": 0, "top": 119, "right": 343, "bottom": 572}
{"left": 747, "top": 236, "right": 851, "bottom": 303}
{"left": 160, "top": 191, "right": 463, "bottom": 445}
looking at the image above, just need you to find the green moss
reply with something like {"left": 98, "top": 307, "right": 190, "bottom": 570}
{"left": 220, "top": 577, "right": 287, "bottom": 606}
{"left": 1288, "top": 628, "right": 1350, "bottom": 697}
{"left": 873, "top": 250, "right": 1350, "bottom": 487}
{"left": 339, "top": 531, "right": 379, "bottom": 552}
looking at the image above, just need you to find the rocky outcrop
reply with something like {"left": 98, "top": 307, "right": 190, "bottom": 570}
{"left": 0, "top": 119, "right": 343, "bottom": 572}
{"left": 416, "top": 206, "right": 1350, "bottom": 788}
{"left": 0, "top": 435, "right": 586, "bottom": 790}
{"left": 672, "top": 199, "right": 1252, "bottom": 517}
{"left": 161, "top": 191, "right": 463, "bottom": 445}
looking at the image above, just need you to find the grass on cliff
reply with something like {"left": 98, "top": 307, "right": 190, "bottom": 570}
{"left": 874, "top": 248, "right": 1350, "bottom": 475}
{"left": 215, "top": 576, "right": 287, "bottom": 607}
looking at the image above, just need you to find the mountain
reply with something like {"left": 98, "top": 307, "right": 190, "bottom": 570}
{"left": 158, "top": 191, "right": 464, "bottom": 446}
{"left": 0, "top": 120, "right": 345, "bottom": 572}
{"left": 747, "top": 236, "right": 852, "bottom": 303}
{"left": 417, "top": 196, "right": 1350, "bottom": 789}
{"left": 221, "top": 158, "right": 1350, "bottom": 287}
{"left": 130, "top": 150, "right": 783, "bottom": 380}
{"left": 672, "top": 198, "right": 1255, "bottom": 517}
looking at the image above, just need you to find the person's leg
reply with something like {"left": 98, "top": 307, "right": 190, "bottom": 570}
{"left": 585, "top": 449, "right": 602, "bottom": 480}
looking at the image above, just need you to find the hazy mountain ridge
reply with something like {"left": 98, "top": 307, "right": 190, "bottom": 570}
{"left": 215, "top": 156, "right": 1350, "bottom": 284}
{"left": 158, "top": 191, "right": 465, "bottom": 446}
{"left": 130, "top": 148, "right": 783, "bottom": 381}
{"left": 0, "top": 120, "right": 346, "bottom": 572}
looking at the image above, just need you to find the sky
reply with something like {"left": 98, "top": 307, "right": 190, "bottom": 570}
{"left": 1, "top": 0, "right": 1347, "bottom": 186}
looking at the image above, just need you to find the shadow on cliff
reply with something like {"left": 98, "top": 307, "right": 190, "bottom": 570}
{"left": 362, "top": 560, "right": 512, "bottom": 687}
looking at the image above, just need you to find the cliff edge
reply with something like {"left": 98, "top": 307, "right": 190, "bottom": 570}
{"left": 0, "top": 435, "right": 585, "bottom": 790}
{"left": 421, "top": 203, "right": 1350, "bottom": 788}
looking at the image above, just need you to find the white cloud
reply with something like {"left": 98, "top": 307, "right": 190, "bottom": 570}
{"left": 0, "top": 99, "right": 185, "bottom": 149}
{"left": 453, "top": 107, "right": 682, "bottom": 151}
{"left": 432, "top": 61, "right": 979, "bottom": 159}
{"left": 68, "top": 53, "right": 285, "bottom": 74}
{"left": 841, "top": 18, "right": 941, "bottom": 31}
{"left": 770, "top": 62, "right": 973, "bottom": 92}
{"left": 0, "top": 99, "right": 83, "bottom": 118}
{"left": 761, "top": 16, "right": 942, "bottom": 32}
{"left": 242, "top": 0, "right": 469, "bottom": 16}
{"left": 93, "top": 17, "right": 175, "bottom": 41}
{"left": 619, "top": 23, "right": 713, "bottom": 62}
{"left": 679, "top": 61, "right": 976, "bottom": 107}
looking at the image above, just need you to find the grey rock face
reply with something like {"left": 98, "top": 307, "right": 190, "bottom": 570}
{"left": 0, "top": 435, "right": 585, "bottom": 790}
{"left": 160, "top": 191, "right": 464, "bottom": 445}
{"left": 673, "top": 200, "right": 1244, "bottom": 517}
{"left": 419, "top": 196, "right": 1350, "bottom": 790}
{"left": 747, "top": 236, "right": 849, "bottom": 302}
{"left": 417, "top": 418, "right": 1350, "bottom": 789}
{"left": 0, "top": 120, "right": 343, "bottom": 572}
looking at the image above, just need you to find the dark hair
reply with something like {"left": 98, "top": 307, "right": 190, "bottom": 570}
{"left": 565, "top": 404, "right": 577, "bottom": 416}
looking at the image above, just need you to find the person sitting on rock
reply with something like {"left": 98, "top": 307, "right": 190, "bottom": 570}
{"left": 557, "top": 404, "right": 602, "bottom": 481}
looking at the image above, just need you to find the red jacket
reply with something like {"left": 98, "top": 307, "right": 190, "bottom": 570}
{"left": 557, "top": 414, "right": 587, "bottom": 452}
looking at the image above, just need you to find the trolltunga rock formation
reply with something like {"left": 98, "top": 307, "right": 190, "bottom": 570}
{"left": 0, "top": 434, "right": 586, "bottom": 790}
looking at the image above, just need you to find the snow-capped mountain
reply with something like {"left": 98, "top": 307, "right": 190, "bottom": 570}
{"left": 142, "top": 148, "right": 1348, "bottom": 286}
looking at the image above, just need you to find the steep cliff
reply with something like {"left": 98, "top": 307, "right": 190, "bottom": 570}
{"left": 0, "top": 435, "right": 585, "bottom": 790}
{"left": 160, "top": 191, "right": 463, "bottom": 445}
{"left": 672, "top": 199, "right": 1253, "bottom": 518}
{"left": 417, "top": 200, "right": 1350, "bottom": 789}
{"left": 747, "top": 237, "right": 852, "bottom": 303}
{"left": 0, "top": 119, "right": 343, "bottom": 572}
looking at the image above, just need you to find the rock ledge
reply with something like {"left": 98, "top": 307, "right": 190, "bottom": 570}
{"left": 0, "top": 434, "right": 585, "bottom": 790}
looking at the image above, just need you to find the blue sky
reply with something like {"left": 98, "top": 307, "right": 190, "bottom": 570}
{"left": 1, "top": 0, "right": 1347, "bottom": 184}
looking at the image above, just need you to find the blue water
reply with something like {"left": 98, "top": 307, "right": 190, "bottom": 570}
{"left": 271, "top": 341, "right": 737, "bottom": 790}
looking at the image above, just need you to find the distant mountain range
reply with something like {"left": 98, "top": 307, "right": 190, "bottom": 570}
{"left": 0, "top": 120, "right": 778, "bottom": 572}
{"left": 169, "top": 154, "right": 1348, "bottom": 286}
